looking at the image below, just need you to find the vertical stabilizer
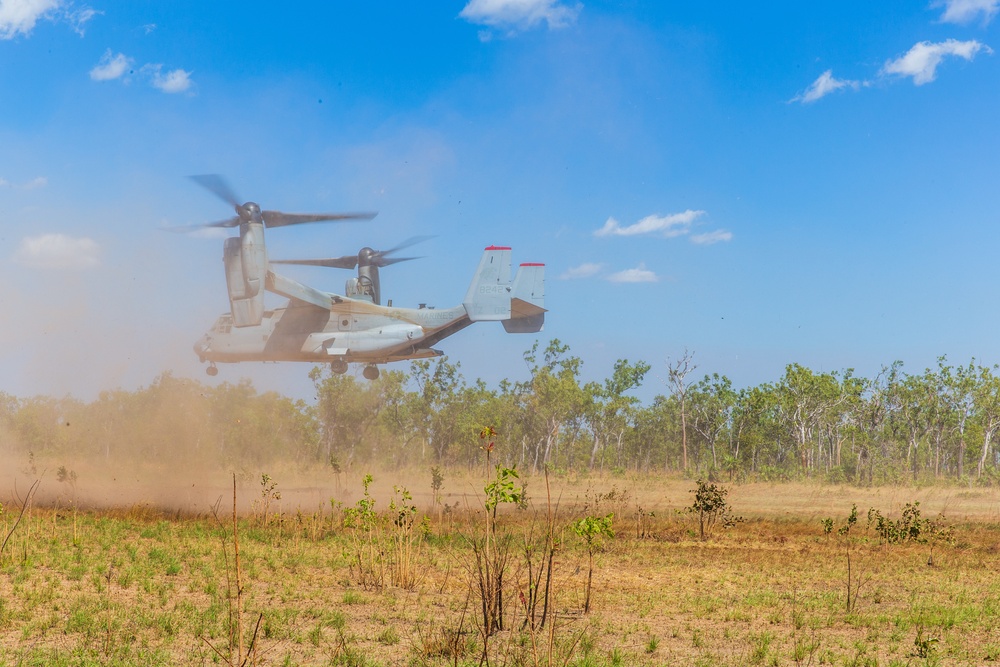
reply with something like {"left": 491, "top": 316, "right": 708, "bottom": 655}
{"left": 503, "top": 263, "right": 546, "bottom": 333}
{"left": 463, "top": 246, "right": 512, "bottom": 321}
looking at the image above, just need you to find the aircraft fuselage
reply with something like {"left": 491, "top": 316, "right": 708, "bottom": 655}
{"left": 194, "top": 300, "right": 469, "bottom": 365}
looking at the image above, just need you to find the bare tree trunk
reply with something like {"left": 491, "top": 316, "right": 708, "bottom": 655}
{"left": 667, "top": 350, "right": 696, "bottom": 472}
{"left": 589, "top": 433, "right": 601, "bottom": 470}
{"left": 978, "top": 426, "right": 995, "bottom": 478}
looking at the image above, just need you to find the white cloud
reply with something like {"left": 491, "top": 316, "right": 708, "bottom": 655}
{"left": 558, "top": 262, "right": 602, "bottom": 279}
{"left": 459, "top": 0, "right": 581, "bottom": 34}
{"left": 595, "top": 210, "right": 705, "bottom": 238}
{"left": 881, "top": 39, "right": 991, "bottom": 85}
{"left": 152, "top": 67, "right": 192, "bottom": 93}
{"left": 142, "top": 63, "right": 193, "bottom": 93}
{"left": 691, "top": 229, "right": 733, "bottom": 245}
{"left": 0, "top": 175, "right": 47, "bottom": 189}
{"left": 92, "top": 57, "right": 194, "bottom": 93}
{"left": 14, "top": 233, "right": 101, "bottom": 270}
{"left": 607, "top": 263, "right": 658, "bottom": 284}
{"left": 0, "top": 1, "right": 98, "bottom": 39}
{"left": 89, "top": 49, "right": 132, "bottom": 81}
{"left": 935, "top": 0, "right": 1000, "bottom": 24}
{"left": 792, "top": 70, "right": 860, "bottom": 104}
{"left": 0, "top": 0, "right": 60, "bottom": 39}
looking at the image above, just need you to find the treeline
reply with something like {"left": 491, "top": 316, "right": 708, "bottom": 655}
{"left": 4, "top": 340, "right": 1000, "bottom": 486}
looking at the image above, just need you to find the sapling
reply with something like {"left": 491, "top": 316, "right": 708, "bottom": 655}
{"left": 204, "top": 474, "right": 264, "bottom": 666}
{"left": 430, "top": 465, "right": 444, "bottom": 509}
{"left": 521, "top": 468, "right": 559, "bottom": 634}
{"left": 0, "top": 479, "right": 39, "bottom": 565}
{"left": 342, "top": 473, "right": 383, "bottom": 590}
{"left": 469, "top": 425, "right": 522, "bottom": 651}
{"left": 254, "top": 473, "right": 281, "bottom": 528}
{"left": 57, "top": 465, "right": 79, "bottom": 545}
{"left": 572, "top": 513, "right": 614, "bottom": 614}
{"left": 388, "top": 485, "right": 421, "bottom": 589}
{"left": 823, "top": 504, "right": 871, "bottom": 613}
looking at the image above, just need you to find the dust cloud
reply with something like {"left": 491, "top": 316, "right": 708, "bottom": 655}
{"left": 8, "top": 447, "right": 1000, "bottom": 524}
{"left": 0, "top": 449, "right": 488, "bottom": 518}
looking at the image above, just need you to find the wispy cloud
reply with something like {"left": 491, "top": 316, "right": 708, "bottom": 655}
{"left": 89, "top": 49, "right": 132, "bottom": 81}
{"left": 935, "top": 0, "right": 1000, "bottom": 24}
{"left": 0, "top": 0, "right": 98, "bottom": 39}
{"left": 90, "top": 53, "right": 194, "bottom": 93}
{"left": 791, "top": 70, "right": 861, "bottom": 104}
{"left": 0, "top": 176, "right": 47, "bottom": 190}
{"left": 14, "top": 233, "right": 101, "bottom": 270}
{"left": 881, "top": 39, "right": 991, "bottom": 85}
{"left": 595, "top": 210, "right": 705, "bottom": 238}
{"left": 691, "top": 229, "right": 733, "bottom": 245}
{"left": 459, "top": 0, "right": 581, "bottom": 39}
{"left": 607, "top": 263, "right": 657, "bottom": 283}
{"left": 559, "top": 262, "right": 603, "bottom": 280}
{"left": 65, "top": 5, "right": 98, "bottom": 36}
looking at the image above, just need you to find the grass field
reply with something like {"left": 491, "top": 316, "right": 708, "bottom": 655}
{"left": 3, "top": 465, "right": 1000, "bottom": 666}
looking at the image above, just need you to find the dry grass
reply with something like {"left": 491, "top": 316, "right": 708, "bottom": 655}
{"left": 3, "top": 466, "right": 1000, "bottom": 665}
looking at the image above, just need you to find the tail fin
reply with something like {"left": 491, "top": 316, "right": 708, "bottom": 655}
{"left": 503, "top": 263, "right": 546, "bottom": 333}
{"left": 463, "top": 246, "right": 512, "bottom": 321}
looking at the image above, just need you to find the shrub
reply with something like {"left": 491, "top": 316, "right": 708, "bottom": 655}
{"left": 687, "top": 479, "right": 742, "bottom": 540}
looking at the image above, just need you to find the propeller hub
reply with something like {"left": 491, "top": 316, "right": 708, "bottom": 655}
{"left": 238, "top": 202, "right": 262, "bottom": 224}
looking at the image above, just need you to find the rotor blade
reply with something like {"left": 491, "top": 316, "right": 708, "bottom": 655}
{"left": 261, "top": 211, "right": 378, "bottom": 228}
{"left": 271, "top": 256, "right": 360, "bottom": 269}
{"left": 380, "top": 235, "right": 435, "bottom": 257}
{"left": 190, "top": 174, "right": 241, "bottom": 209}
{"left": 203, "top": 216, "right": 241, "bottom": 228}
{"left": 377, "top": 255, "right": 420, "bottom": 267}
{"left": 160, "top": 216, "right": 240, "bottom": 232}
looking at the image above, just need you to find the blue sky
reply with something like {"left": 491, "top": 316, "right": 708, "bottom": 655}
{"left": 1, "top": 0, "right": 998, "bottom": 403}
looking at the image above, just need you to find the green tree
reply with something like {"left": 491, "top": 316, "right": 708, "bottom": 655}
{"left": 410, "top": 357, "right": 465, "bottom": 463}
{"left": 310, "top": 368, "right": 382, "bottom": 466}
{"left": 521, "top": 339, "right": 586, "bottom": 473}
{"left": 689, "top": 373, "right": 736, "bottom": 471}
{"left": 585, "top": 358, "right": 651, "bottom": 471}
{"left": 971, "top": 363, "right": 1000, "bottom": 479}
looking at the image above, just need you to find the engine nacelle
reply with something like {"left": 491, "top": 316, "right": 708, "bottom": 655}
{"left": 223, "top": 225, "right": 267, "bottom": 327}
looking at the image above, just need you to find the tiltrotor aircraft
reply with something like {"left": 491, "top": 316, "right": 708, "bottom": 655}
{"left": 187, "top": 176, "right": 546, "bottom": 380}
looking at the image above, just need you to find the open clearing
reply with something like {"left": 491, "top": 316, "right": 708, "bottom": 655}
{"left": 3, "top": 466, "right": 1000, "bottom": 666}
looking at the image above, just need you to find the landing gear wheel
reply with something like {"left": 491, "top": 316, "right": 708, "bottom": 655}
{"left": 330, "top": 359, "right": 348, "bottom": 374}
{"left": 363, "top": 365, "right": 380, "bottom": 380}
{"left": 206, "top": 364, "right": 219, "bottom": 377}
